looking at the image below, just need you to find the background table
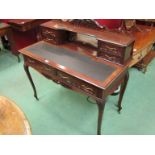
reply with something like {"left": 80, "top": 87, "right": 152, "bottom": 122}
{"left": 0, "top": 19, "right": 50, "bottom": 61}
{"left": 129, "top": 25, "right": 155, "bottom": 72}
{"left": 0, "top": 96, "right": 31, "bottom": 135}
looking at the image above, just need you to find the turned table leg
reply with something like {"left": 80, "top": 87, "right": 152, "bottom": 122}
{"left": 24, "top": 64, "right": 39, "bottom": 100}
{"left": 96, "top": 99, "right": 106, "bottom": 135}
{"left": 117, "top": 71, "right": 129, "bottom": 113}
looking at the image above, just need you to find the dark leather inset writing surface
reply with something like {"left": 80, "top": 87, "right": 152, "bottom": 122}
{"left": 26, "top": 42, "right": 116, "bottom": 81}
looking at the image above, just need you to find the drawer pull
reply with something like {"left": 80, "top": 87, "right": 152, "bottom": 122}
{"left": 104, "top": 45, "right": 118, "bottom": 51}
{"left": 45, "top": 38, "right": 54, "bottom": 41}
{"left": 43, "top": 30, "right": 56, "bottom": 37}
{"left": 59, "top": 73, "right": 69, "bottom": 79}
{"left": 44, "top": 66, "right": 57, "bottom": 76}
{"left": 80, "top": 84, "right": 94, "bottom": 95}
{"left": 28, "top": 59, "right": 35, "bottom": 63}
{"left": 100, "top": 46, "right": 121, "bottom": 56}
{"left": 45, "top": 67, "right": 52, "bottom": 72}
{"left": 104, "top": 54, "right": 116, "bottom": 61}
{"left": 138, "top": 53, "right": 143, "bottom": 60}
{"left": 59, "top": 74, "right": 72, "bottom": 84}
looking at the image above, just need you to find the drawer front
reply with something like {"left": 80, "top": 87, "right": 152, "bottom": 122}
{"left": 57, "top": 71, "right": 76, "bottom": 86}
{"left": 41, "top": 27, "right": 68, "bottom": 44}
{"left": 99, "top": 53, "right": 123, "bottom": 64}
{"left": 42, "top": 28, "right": 58, "bottom": 44}
{"left": 25, "top": 56, "right": 101, "bottom": 97}
{"left": 98, "top": 41, "right": 123, "bottom": 57}
{"left": 25, "top": 56, "right": 56, "bottom": 76}
{"left": 78, "top": 81, "right": 98, "bottom": 96}
{"left": 57, "top": 71, "right": 99, "bottom": 96}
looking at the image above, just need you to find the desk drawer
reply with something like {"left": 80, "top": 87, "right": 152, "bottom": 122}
{"left": 98, "top": 40, "right": 134, "bottom": 65}
{"left": 41, "top": 27, "right": 68, "bottom": 44}
{"left": 57, "top": 71, "right": 99, "bottom": 96}
{"left": 98, "top": 41, "right": 123, "bottom": 57}
{"left": 25, "top": 56, "right": 56, "bottom": 76}
{"left": 99, "top": 53, "right": 122, "bottom": 64}
{"left": 42, "top": 28, "right": 57, "bottom": 43}
{"left": 25, "top": 56, "right": 100, "bottom": 97}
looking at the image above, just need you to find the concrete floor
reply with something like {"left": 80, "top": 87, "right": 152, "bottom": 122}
{"left": 0, "top": 49, "right": 155, "bottom": 135}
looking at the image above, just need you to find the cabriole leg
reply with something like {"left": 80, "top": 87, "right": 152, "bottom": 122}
{"left": 96, "top": 99, "right": 106, "bottom": 135}
{"left": 24, "top": 64, "right": 39, "bottom": 100}
{"left": 117, "top": 71, "right": 129, "bottom": 113}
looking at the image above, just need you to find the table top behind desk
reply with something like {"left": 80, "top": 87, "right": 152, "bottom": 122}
{"left": 132, "top": 25, "right": 155, "bottom": 55}
{"left": 3, "top": 19, "right": 51, "bottom": 56}
{"left": 129, "top": 25, "right": 155, "bottom": 67}
{"left": 8, "top": 19, "right": 50, "bottom": 32}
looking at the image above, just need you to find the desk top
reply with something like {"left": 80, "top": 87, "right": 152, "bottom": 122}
{"left": 26, "top": 42, "right": 115, "bottom": 81}
{"left": 20, "top": 41, "right": 128, "bottom": 89}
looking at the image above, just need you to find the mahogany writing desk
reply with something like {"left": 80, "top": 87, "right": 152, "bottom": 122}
{"left": 19, "top": 41, "right": 129, "bottom": 135}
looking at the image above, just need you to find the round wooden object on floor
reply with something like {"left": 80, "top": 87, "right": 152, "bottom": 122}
{"left": 0, "top": 96, "right": 31, "bottom": 135}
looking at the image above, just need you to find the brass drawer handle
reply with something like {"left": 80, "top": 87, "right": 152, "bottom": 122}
{"left": 138, "top": 53, "right": 143, "bottom": 60}
{"left": 104, "top": 54, "right": 116, "bottom": 61}
{"left": 49, "top": 33, "right": 56, "bottom": 37}
{"left": 44, "top": 66, "right": 52, "bottom": 72}
{"left": 45, "top": 38, "right": 54, "bottom": 41}
{"left": 80, "top": 84, "right": 94, "bottom": 94}
{"left": 59, "top": 73, "right": 69, "bottom": 79}
{"left": 100, "top": 46, "right": 121, "bottom": 56}
{"left": 59, "top": 73, "right": 72, "bottom": 84}
{"left": 43, "top": 30, "right": 56, "bottom": 37}
{"left": 28, "top": 59, "right": 35, "bottom": 63}
{"left": 44, "top": 66, "right": 57, "bottom": 76}
{"left": 104, "top": 45, "right": 117, "bottom": 51}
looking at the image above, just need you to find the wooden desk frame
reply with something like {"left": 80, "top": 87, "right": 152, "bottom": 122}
{"left": 20, "top": 41, "right": 129, "bottom": 135}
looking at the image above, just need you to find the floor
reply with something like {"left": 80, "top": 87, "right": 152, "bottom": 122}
{"left": 0, "top": 48, "right": 155, "bottom": 135}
